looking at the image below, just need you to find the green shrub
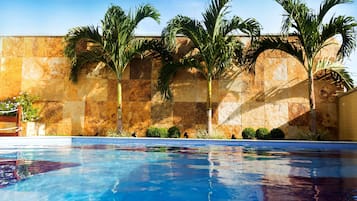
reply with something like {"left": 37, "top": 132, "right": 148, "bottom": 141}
{"left": 270, "top": 128, "right": 285, "bottom": 139}
{"left": 0, "top": 92, "right": 40, "bottom": 121}
{"left": 242, "top": 128, "right": 256, "bottom": 139}
{"left": 168, "top": 126, "right": 180, "bottom": 138}
{"left": 146, "top": 127, "right": 168, "bottom": 138}
{"left": 106, "top": 129, "right": 132, "bottom": 137}
{"left": 195, "top": 129, "right": 226, "bottom": 139}
{"left": 256, "top": 128, "right": 270, "bottom": 140}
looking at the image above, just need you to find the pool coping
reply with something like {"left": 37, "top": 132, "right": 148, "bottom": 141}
{"left": 0, "top": 136, "right": 357, "bottom": 150}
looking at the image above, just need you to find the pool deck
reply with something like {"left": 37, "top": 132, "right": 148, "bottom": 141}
{"left": 0, "top": 137, "right": 357, "bottom": 150}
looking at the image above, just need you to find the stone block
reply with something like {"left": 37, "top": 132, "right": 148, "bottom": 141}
{"left": 39, "top": 102, "right": 64, "bottom": 124}
{"left": 81, "top": 79, "right": 108, "bottom": 101}
{"left": 316, "top": 103, "right": 337, "bottom": 128}
{"left": 219, "top": 91, "right": 241, "bottom": 103}
{"left": 314, "top": 80, "right": 340, "bottom": 103}
{"left": 84, "top": 100, "right": 117, "bottom": 135}
{"left": 173, "top": 102, "right": 196, "bottom": 126}
{"left": 22, "top": 57, "right": 68, "bottom": 80}
{"left": 175, "top": 37, "right": 194, "bottom": 58}
{"left": 47, "top": 37, "right": 65, "bottom": 57}
{"left": 79, "top": 62, "right": 116, "bottom": 80}
{"left": 63, "top": 101, "right": 85, "bottom": 135}
{"left": 217, "top": 125, "right": 242, "bottom": 139}
{"left": 287, "top": 59, "right": 306, "bottom": 82}
{"left": 287, "top": 80, "right": 309, "bottom": 103}
{"left": 125, "top": 80, "right": 151, "bottom": 101}
{"left": 241, "top": 102, "right": 265, "bottom": 127}
{"left": 285, "top": 126, "right": 309, "bottom": 139}
{"left": 151, "top": 101, "right": 173, "bottom": 126}
{"left": 173, "top": 67, "right": 197, "bottom": 80}
{"left": 288, "top": 103, "right": 310, "bottom": 126}
{"left": 64, "top": 80, "right": 81, "bottom": 101}
{"left": 264, "top": 58, "right": 288, "bottom": 81}
{"left": 24, "top": 37, "right": 65, "bottom": 57}
{"left": 130, "top": 58, "right": 152, "bottom": 80}
{"left": 264, "top": 81, "right": 289, "bottom": 103}
{"left": 240, "top": 80, "right": 265, "bottom": 103}
{"left": 254, "top": 57, "right": 265, "bottom": 81}
{"left": 172, "top": 80, "right": 197, "bottom": 102}
{"left": 264, "top": 103, "right": 288, "bottom": 129}
{"left": 218, "top": 102, "right": 242, "bottom": 125}
{"left": 151, "top": 58, "right": 162, "bottom": 80}
{"left": 0, "top": 57, "right": 22, "bottom": 99}
{"left": 196, "top": 80, "right": 219, "bottom": 102}
{"left": 45, "top": 123, "right": 71, "bottom": 136}
{"left": 195, "top": 102, "right": 218, "bottom": 125}
{"left": 122, "top": 101, "right": 151, "bottom": 136}
{"left": 2, "top": 37, "right": 24, "bottom": 57}
{"left": 220, "top": 79, "right": 248, "bottom": 93}
{"left": 24, "top": 37, "right": 46, "bottom": 57}
{"left": 22, "top": 79, "right": 65, "bottom": 101}
{"left": 107, "top": 79, "right": 118, "bottom": 101}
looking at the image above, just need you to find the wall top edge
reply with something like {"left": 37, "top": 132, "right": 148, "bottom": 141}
{"left": 338, "top": 87, "right": 357, "bottom": 98}
{"left": 0, "top": 33, "right": 292, "bottom": 38}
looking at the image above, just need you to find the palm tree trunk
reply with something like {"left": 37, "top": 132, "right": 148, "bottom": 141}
{"left": 308, "top": 69, "right": 317, "bottom": 135}
{"left": 207, "top": 77, "right": 213, "bottom": 136}
{"left": 117, "top": 81, "right": 123, "bottom": 132}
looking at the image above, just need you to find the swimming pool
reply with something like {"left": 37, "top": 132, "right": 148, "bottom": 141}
{"left": 0, "top": 137, "right": 357, "bottom": 201}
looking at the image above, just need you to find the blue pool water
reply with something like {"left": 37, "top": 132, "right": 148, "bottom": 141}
{"left": 1, "top": 137, "right": 357, "bottom": 201}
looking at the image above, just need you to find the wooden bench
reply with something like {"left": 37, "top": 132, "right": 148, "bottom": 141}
{"left": 0, "top": 106, "right": 22, "bottom": 136}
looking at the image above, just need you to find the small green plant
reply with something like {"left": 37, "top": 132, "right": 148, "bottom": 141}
{"left": 195, "top": 129, "right": 226, "bottom": 139}
{"left": 297, "top": 129, "right": 330, "bottom": 141}
{"left": 242, "top": 128, "right": 256, "bottom": 139}
{"left": 0, "top": 100, "right": 18, "bottom": 116}
{"left": 15, "top": 92, "right": 40, "bottom": 122}
{"left": 256, "top": 128, "right": 270, "bottom": 140}
{"left": 106, "top": 129, "right": 132, "bottom": 137}
{"left": 146, "top": 127, "right": 168, "bottom": 138}
{"left": 168, "top": 126, "right": 180, "bottom": 138}
{"left": 0, "top": 92, "right": 40, "bottom": 121}
{"left": 270, "top": 128, "right": 285, "bottom": 139}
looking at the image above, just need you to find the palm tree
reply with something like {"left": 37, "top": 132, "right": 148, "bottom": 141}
{"left": 157, "top": 0, "right": 261, "bottom": 135}
{"left": 64, "top": 5, "right": 160, "bottom": 132}
{"left": 248, "top": 0, "right": 356, "bottom": 134}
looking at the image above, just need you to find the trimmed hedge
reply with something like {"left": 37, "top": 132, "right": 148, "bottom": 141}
{"left": 168, "top": 126, "right": 180, "bottom": 138}
{"left": 270, "top": 128, "right": 285, "bottom": 139}
{"left": 256, "top": 128, "right": 270, "bottom": 140}
{"left": 242, "top": 128, "right": 256, "bottom": 139}
{"left": 146, "top": 127, "right": 168, "bottom": 138}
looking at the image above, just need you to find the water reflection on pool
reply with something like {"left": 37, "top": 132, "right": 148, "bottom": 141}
{"left": 0, "top": 138, "right": 356, "bottom": 201}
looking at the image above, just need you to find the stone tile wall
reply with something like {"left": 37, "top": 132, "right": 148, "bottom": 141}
{"left": 338, "top": 88, "right": 357, "bottom": 140}
{"left": 0, "top": 36, "right": 341, "bottom": 138}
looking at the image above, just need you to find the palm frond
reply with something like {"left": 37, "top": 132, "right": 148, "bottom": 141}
{"left": 247, "top": 36, "right": 305, "bottom": 72}
{"left": 321, "top": 16, "right": 357, "bottom": 59}
{"left": 314, "top": 59, "right": 354, "bottom": 90}
{"left": 222, "top": 16, "right": 261, "bottom": 38}
{"left": 162, "top": 15, "right": 206, "bottom": 50}
{"left": 202, "top": 0, "right": 230, "bottom": 38}
{"left": 64, "top": 26, "right": 103, "bottom": 59}
{"left": 70, "top": 50, "right": 107, "bottom": 82}
{"left": 64, "top": 26, "right": 104, "bottom": 82}
{"left": 318, "top": 0, "right": 352, "bottom": 23}
{"left": 277, "top": 0, "right": 310, "bottom": 34}
{"left": 132, "top": 4, "right": 160, "bottom": 27}
{"left": 157, "top": 61, "right": 192, "bottom": 100}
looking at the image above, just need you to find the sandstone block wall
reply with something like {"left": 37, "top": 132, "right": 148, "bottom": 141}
{"left": 0, "top": 36, "right": 341, "bottom": 138}
{"left": 339, "top": 88, "right": 357, "bottom": 140}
